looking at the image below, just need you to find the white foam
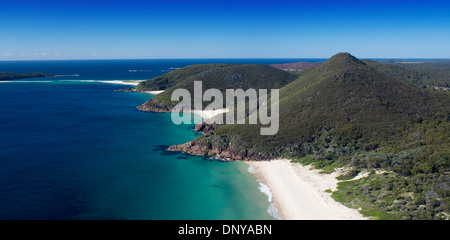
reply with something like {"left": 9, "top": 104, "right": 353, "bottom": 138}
{"left": 58, "top": 80, "right": 145, "bottom": 85}
{"left": 257, "top": 181, "right": 282, "bottom": 219}
{"left": 97, "top": 80, "right": 144, "bottom": 86}
{"left": 267, "top": 202, "right": 282, "bottom": 220}
{"left": 247, "top": 165, "right": 281, "bottom": 219}
{"left": 258, "top": 181, "right": 272, "bottom": 202}
{"left": 1, "top": 80, "right": 146, "bottom": 86}
{"left": 247, "top": 165, "right": 257, "bottom": 174}
{"left": 59, "top": 80, "right": 96, "bottom": 83}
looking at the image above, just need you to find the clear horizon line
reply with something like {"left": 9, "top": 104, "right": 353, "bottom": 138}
{"left": 1, "top": 57, "right": 449, "bottom": 62}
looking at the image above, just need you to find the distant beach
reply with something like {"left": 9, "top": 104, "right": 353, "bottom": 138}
{"left": 97, "top": 80, "right": 145, "bottom": 86}
{"left": 142, "top": 90, "right": 164, "bottom": 95}
{"left": 0, "top": 59, "right": 286, "bottom": 220}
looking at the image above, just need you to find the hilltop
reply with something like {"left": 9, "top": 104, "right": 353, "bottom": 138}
{"left": 175, "top": 53, "right": 447, "bottom": 159}
{"left": 136, "top": 63, "right": 297, "bottom": 112}
{"left": 268, "top": 59, "right": 450, "bottom": 89}
{"left": 168, "top": 53, "right": 449, "bottom": 219}
{"left": 134, "top": 64, "right": 225, "bottom": 91}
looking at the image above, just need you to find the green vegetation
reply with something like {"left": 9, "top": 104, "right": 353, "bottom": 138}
{"left": 328, "top": 118, "right": 449, "bottom": 219}
{"left": 332, "top": 170, "right": 449, "bottom": 220}
{"left": 0, "top": 72, "right": 53, "bottom": 81}
{"left": 137, "top": 53, "right": 449, "bottom": 219}
{"left": 200, "top": 53, "right": 447, "bottom": 158}
{"left": 362, "top": 59, "right": 450, "bottom": 88}
{"left": 137, "top": 64, "right": 297, "bottom": 110}
{"left": 135, "top": 64, "right": 225, "bottom": 91}
{"left": 190, "top": 53, "right": 450, "bottom": 219}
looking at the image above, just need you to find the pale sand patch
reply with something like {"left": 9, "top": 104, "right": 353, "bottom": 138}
{"left": 143, "top": 90, "right": 164, "bottom": 95}
{"left": 97, "top": 80, "right": 145, "bottom": 86}
{"left": 190, "top": 108, "right": 228, "bottom": 121}
{"left": 247, "top": 159, "right": 368, "bottom": 220}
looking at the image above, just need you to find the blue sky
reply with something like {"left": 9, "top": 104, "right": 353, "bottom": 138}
{"left": 1, "top": 0, "right": 449, "bottom": 60}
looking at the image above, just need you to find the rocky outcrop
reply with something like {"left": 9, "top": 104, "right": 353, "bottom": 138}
{"left": 194, "top": 121, "right": 219, "bottom": 134}
{"left": 137, "top": 99, "right": 172, "bottom": 112}
{"left": 116, "top": 88, "right": 170, "bottom": 112}
{"left": 168, "top": 139, "right": 273, "bottom": 161}
{"left": 115, "top": 88, "right": 135, "bottom": 92}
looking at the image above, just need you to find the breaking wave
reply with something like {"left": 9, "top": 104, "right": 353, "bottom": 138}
{"left": 248, "top": 165, "right": 282, "bottom": 220}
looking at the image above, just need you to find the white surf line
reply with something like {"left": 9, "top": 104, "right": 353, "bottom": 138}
{"left": 142, "top": 90, "right": 164, "bottom": 95}
{"left": 247, "top": 165, "right": 282, "bottom": 220}
{"left": 56, "top": 80, "right": 146, "bottom": 86}
{"left": 97, "top": 80, "right": 145, "bottom": 86}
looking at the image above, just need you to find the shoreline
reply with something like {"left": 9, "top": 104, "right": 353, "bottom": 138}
{"left": 142, "top": 90, "right": 164, "bottom": 95}
{"left": 116, "top": 88, "right": 165, "bottom": 95}
{"left": 247, "top": 159, "right": 368, "bottom": 220}
{"left": 97, "top": 80, "right": 145, "bottom": 86}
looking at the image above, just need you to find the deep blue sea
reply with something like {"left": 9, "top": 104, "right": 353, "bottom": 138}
{"left": 0, "top": 58, "right": 323, "bottom": 220}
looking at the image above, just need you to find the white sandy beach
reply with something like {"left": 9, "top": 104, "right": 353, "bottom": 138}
{"left": 142, "top": 90, "right": 164, "bottom": 94}
{"left": 98, "top": 80, "right": 145, "bottom": 86}
{"left": 190, "top": 108, "right": 228, "bottom": 121}
{"left": 248, "top": 159, "right": 368, "bottom": 220}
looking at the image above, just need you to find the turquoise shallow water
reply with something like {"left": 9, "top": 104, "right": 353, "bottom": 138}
{"left": 1, "top": 59, "right": 326, "bottom": 219}
{"left": 0, "top": 81, "right": 273, "bottom": 219}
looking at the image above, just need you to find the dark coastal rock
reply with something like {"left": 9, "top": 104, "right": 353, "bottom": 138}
{"left": 168, "top": 140, "right": 243, "bottom": 161}
{"left": 194, "top": 121, "right": 219, "bottom": 135}
{"left": 168, "top": 139, "right": 272, "bottom": 161}
{"left": 137, "top": 99, "right": 172, "bottom": 112}
{"left": 115, "top": 88, "right": 135, "bottom": 92}
{"left": 118, "top": 89, "right": 172, "bottom": 112}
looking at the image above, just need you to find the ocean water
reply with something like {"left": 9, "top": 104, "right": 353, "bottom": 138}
{"left": 0, "top": 59, "right": 322, "bottom": 220}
